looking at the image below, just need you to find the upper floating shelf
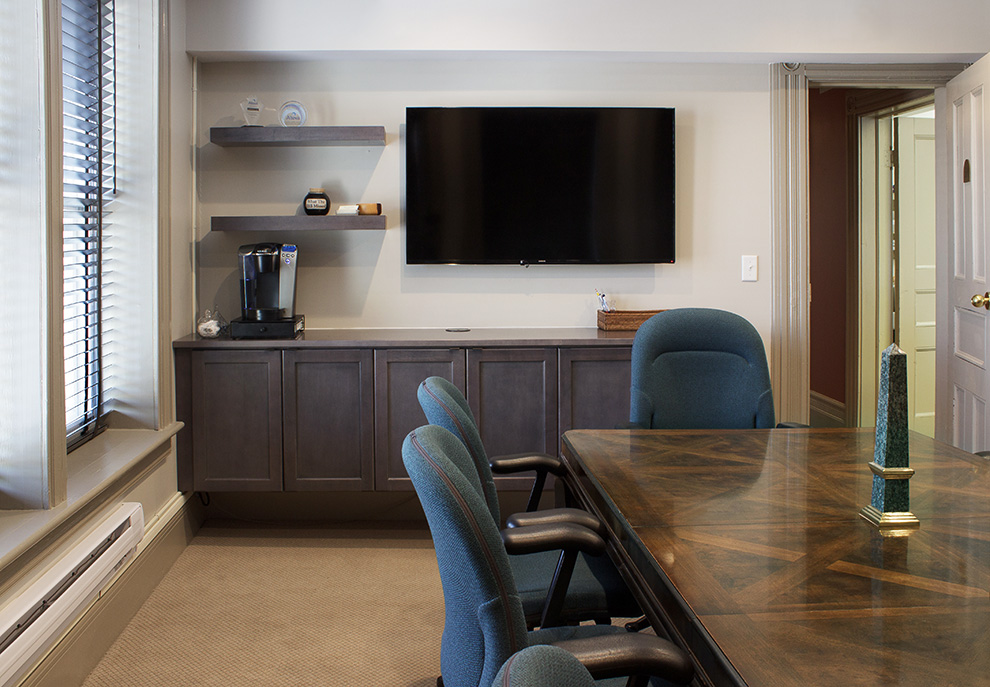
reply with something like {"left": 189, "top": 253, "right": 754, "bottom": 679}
{"left": 209, "top": 126, "right": 387, "bottom": 147}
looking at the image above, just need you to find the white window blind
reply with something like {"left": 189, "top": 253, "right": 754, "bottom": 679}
{"left": 62, "top": 0, "right": 115, "bottom": 449}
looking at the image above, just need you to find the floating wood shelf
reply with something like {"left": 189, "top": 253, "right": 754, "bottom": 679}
{"left": 210, "top": 126, "right": 386, "bottom": 147}
{"left": 211, "top": 215, "right": 387, "bottom": 232}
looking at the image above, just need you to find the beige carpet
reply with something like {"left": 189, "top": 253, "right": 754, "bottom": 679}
{"left": 83, "top": 522, "right": 444, "bottom": 686}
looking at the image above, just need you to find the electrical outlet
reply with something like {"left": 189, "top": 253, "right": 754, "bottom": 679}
{"left": 742, "top": 255, "right": 758, "bottom": 282}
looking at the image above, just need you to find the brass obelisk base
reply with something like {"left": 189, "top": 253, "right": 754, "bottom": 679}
{"left": 859, "top": 505, "right": 920, "bottom": 535}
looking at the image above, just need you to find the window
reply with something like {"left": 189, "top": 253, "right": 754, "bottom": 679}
{"left": 62, "top": 0, "right": 115, "bottom": 449}
{"left": 0, "top": 0, "right": 162, "bottom": 511}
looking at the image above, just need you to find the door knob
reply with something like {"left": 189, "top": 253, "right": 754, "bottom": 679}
{"left": 972, "top": 292, "right": 990, "bottom": 309}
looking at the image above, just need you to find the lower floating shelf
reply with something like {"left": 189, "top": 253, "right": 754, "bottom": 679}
{"left": 211, "top": 215, "right": 387, "bottom": 232}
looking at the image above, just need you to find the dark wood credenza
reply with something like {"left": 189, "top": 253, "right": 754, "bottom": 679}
{"left": 173, "top": 328, "right": 635, "bottom": 493}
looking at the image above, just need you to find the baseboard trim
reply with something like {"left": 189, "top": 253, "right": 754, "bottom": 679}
{"left": 810, "top": 391, "right": 847, "bottom": 428}
{"left": 18, "top": 494, "right": 205, "bottom": 687}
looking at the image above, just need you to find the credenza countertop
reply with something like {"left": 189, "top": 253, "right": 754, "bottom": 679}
{"left": 173, "top": 327, "right": 637, "bottom": 349}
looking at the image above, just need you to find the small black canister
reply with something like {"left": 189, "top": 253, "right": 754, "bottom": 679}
{"left": 304, "top": 188, "right": 330, "bottom": 215}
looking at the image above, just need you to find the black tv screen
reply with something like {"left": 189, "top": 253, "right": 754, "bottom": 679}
{"left": 405, "top": 106, "right": 675, "bottom": 265}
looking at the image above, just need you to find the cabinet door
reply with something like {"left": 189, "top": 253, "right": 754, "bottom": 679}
{"left": 374, "top": 348, "right": 466, "bottom": 490}
{"left": 467, "top": 348, "right": 557, "bottom": 490}
{"left": 283, "top": 349, "right": 375, "bottom": 491}
{"left": 191, "top": 350, "right": 282, "bottom": 491}
{"left": 558, "top": 347, "right": 632, "bottom": 433}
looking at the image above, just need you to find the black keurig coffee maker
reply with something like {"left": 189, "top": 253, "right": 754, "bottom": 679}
{"left": 229, "top": 243, "right": 305, "bottom": 339}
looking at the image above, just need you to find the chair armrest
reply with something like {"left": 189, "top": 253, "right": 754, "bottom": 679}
{"left": 615, "top": 421, "right": 647, "bottom": 429}
{"left": 776, "top": 422, "right": 811, "bottom": 428}
{"left": 505, "top": 508, "right": 608, "bottom": 537}
{"left": 500, "top": 522, "right": 606, "bottom": 558}
{"left": 490, "top": 452, "right": 567, "bottom": 476}
{"left": 491, "top": 453, "right": 568, "bottom": 512}
{"left": 503, "top": 523, "right": 608, "bottom": 628}
{"left": 551, "top": 633, "right": 694, "bottom": 685}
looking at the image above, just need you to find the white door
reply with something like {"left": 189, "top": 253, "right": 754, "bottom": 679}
{"left": 896, "top": 114, "right": 937, "bottom": 437}
{"left": 942, "top": 53, "right": 990, "bottom": 452}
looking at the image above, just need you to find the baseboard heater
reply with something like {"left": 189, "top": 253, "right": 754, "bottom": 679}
{"left": 0, "top": 502, "right": 144, "bottom": 687}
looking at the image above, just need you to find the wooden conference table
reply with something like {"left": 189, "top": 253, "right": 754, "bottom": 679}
{"left": 559, "top": 428, "right": 989, "bottom": 686}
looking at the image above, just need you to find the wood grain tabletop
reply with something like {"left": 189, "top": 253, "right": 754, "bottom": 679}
{"left": 561, "top": 428, "right": 989, "bottom": 686}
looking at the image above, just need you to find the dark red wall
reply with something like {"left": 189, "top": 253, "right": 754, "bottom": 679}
{"left": 808, "top": 88, "right": 849, "bottom": 404}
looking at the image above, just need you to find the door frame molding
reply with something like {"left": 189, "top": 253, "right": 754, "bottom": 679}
{"left": 769, "top": 62, "right": 966, "bottom": 425}
{"left": 848, "top": 91, "right": 937, "bottom": 428}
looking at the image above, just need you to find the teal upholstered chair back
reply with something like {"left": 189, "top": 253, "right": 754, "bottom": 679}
{"left": 402, "top": 425, "right": 529, "bottom": 687}
{"left": 630, "top": 308, "right": 775, "bottom": 430}
{"left": 493, "top": 645, "right": 595, "bottom": 687}
{"left": 418, "top": 376, "right": 501, "bottom": 523}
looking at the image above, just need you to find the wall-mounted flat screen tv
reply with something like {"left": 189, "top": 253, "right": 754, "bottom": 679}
{"left": 405, "top": 106, "right": 675, "bottom": 265}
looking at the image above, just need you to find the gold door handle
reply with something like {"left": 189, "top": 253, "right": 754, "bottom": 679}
{"left": 972, "top": 292, "right": 990, "bottom": 309}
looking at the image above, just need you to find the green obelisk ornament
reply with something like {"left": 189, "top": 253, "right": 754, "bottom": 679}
{"left": 860, "top": 344, "right": 919, "bottom": 532}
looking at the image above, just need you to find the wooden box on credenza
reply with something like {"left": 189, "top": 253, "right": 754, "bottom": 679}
{"left": 596, "top": 309, "right": 663, "bottom": 331}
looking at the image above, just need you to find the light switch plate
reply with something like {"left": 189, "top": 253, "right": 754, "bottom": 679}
{"left": 742, "top": 255, "right": 758, "bottom": 282}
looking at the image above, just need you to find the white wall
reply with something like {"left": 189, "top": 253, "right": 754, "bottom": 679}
{"left": 170, "top": 0, "right": 195, "bottom": 344}
{"left": 195, "top": 59, "right": 774, "bottom": 335}
{"left": 185, "top": 0, "right": 990, "bottom": 63}
{"left": 186, "top": 1, "right": 990, "bottom": 344}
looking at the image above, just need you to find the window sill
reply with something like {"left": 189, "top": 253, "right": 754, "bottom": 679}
{"left": 0, "top": 422, "right": 182, "bottom": 584}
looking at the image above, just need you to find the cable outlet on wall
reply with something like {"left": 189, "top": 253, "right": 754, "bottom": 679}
{"left": 741, "top": 255, "right": 758, "bottom": 282}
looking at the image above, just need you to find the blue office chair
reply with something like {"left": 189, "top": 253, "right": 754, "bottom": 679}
{"left": 418, "top": 376, "right": 641, "bottom": 628}
{"left": 629, "top": 308, "right": 779, "bottom": 429}
{"left": 493, "top": 645, "right": 595, "bottom": 687}
{"left": 418, "top": 376, "right": 562, "bottom": 515}
{"left": 492, "top": 645, "right": 697, "bottom": 687}
{"left": 402, "top": 425, "right": 694, "bottom": 687}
